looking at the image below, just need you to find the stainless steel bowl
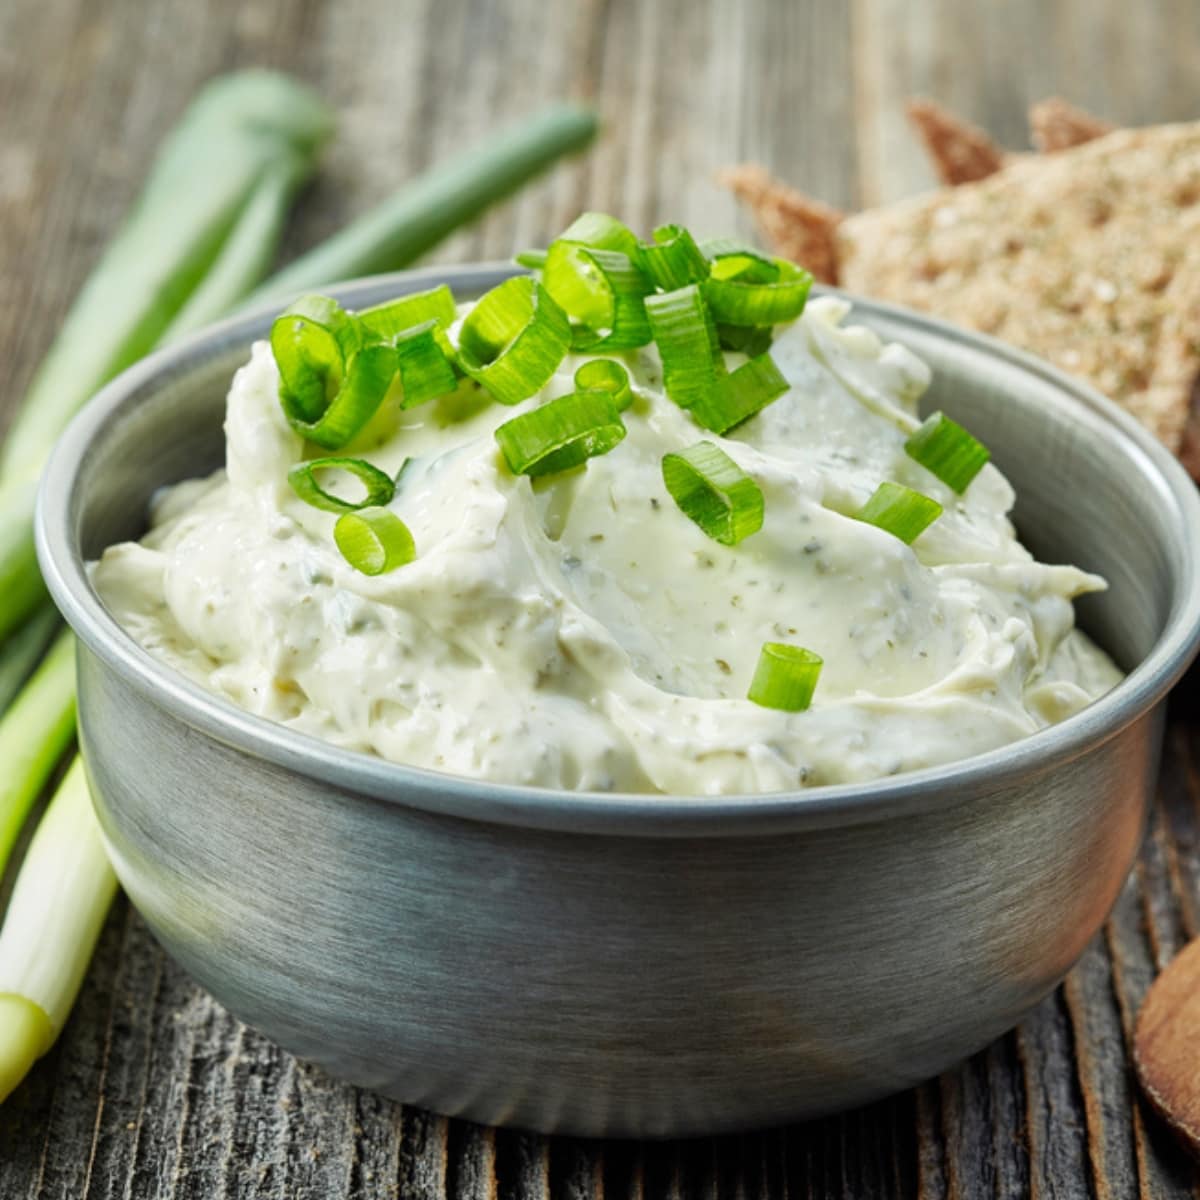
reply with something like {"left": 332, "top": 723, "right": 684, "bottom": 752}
{"left": 35, "top": 266, "right": 1200, "bottom": 1139}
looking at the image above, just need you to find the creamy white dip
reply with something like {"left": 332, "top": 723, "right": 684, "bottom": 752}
{"left": 92, "top": 296, "right": 1121, "bottom": 794}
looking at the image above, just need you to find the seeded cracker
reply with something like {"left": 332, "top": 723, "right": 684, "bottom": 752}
{"left": 725, "top": 107, "right": 1200, "bottom": 457}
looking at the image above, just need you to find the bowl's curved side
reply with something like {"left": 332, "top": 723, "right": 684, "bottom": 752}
{"left": 78, "top": 640, "right": 1157, "bottom": 1138}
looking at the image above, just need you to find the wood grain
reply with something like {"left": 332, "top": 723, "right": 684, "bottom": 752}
{"left": 2, "top": 0, "right": 1200, "bottom": 1195}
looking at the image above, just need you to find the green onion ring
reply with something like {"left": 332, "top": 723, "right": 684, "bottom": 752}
{"left": 645, "top": 284, "right": 724, "bottom": 411}
{"left": 661, "top": 441, "right": 763, "bottom": 545}
{"left": 270, "top": 294, "right": 362, "bottom": 425}
{"left": 747, "top": 643, "right": 823, "bottom": 712}
{"left": 854, "top": 482, "right": 943, "bottom": 544}
{"left": 494, "top": 391, "right": 626, "bottom": 477}
{"left": 458, "top": 276, "right": 572, "bottom": 405}
{"left": 636, "top": 223, "right": 710, "bottom": 291}
{"left": 690, "top": 352, "right": 788, "bottom": 435}
{"left": 574, "top": 359, "right": 632, "bottom": 411}
{"left": 904, "top": 411, "right": 991, "bottom": 494}
{"left": 287, "top": 456, "right": 396, "bottom": 514}
{"left": 702, "top": 255, "right": 813, "bottom": 326}
{"left": 544, "top": 243, "right": 652, "bottom": 350}
{"left": 356, "top": 284, "right": 457, "bottom": 343}
{"left": 334, "top": 506, "right": 416, "bottom": 575}
{"left": 393, "top": 320, "right": 459, "bottom": 408}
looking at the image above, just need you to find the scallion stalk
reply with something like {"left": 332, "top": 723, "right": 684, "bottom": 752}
{"left": 243, "top": 105, "right": 599, "bottom": 309}
{"left": 0, "top": 760, "right": 117, "bottom": 1102}
{"left": 0, "top": 633, "right": 77, "bottom": 877}
{"left": 0, "top": 607, "right": 60, "bottom": 717}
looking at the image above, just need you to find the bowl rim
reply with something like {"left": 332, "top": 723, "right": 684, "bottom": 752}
{"left": 35, "top": 263, "right": 1200, "bottom": 837}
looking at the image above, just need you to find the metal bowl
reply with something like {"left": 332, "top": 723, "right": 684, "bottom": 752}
{"left": 35, "top": 266, "right": 1200, "bottom": 1139}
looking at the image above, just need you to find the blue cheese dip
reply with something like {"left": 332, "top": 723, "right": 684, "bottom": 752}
{"left": 91, "top": 296, "right": 1122, "bottom": 794}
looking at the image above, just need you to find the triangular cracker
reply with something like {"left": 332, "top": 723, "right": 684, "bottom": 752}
{"left": 717, "top": 165, "right": 843, "bottom": 284}
{"left": 907, "top": 99, "right": 1008, "bottom": 185}
{"left": 1029, "top": 97, "right": 1114, "bottom": 153}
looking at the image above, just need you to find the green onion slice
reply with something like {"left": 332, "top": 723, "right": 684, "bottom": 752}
{"left": 904, "top": 411, "right": 991, "bottom": 494}
{"left": 287, "top": 456, "right": 396, "bottom": 513}
{"left": 690, "top": 352, "right": 788, "bottom": 435}
{"left": 574, "top": 359, "right": 632, "bottom": 411}
{"left": 702, "top": 255, "right": 813, "bottom": 326}
{"left": 356, "top": 284, "right": 457, "bottom": 343}
{"left": 515, "top": 249, "right": 548, "bottom": 270}
{"left": 555, "top": 211, "right": 640, "bottom": 257}
{"left": 661, "top": 442, "right": 763, "bottom": 545}
{"left": 334, "top": 506, "right": 416, "bottom": 575}
{"left": 270, "top": 294, "right": 361, "bottom": 424}
{"left": 636, "top": 224, "right": 710, "bottom": 291}
{"left": 716, "top": 323, "right": 774, "bottom": 357}
{"left": 393, "top": 320, "right": 459, "bottom": 408}
{"left": 645, "top": 284, "right": 724, "bottom": 410}
{"left": 272, "top": 294, "right": 401, "bottom": 449}
{"left": 544, "top": 243, "right": 652, "bottom": 350}
{"left": 748, "top": 643, "right": 823, "bottom": 712}
{"left": 458, "top": 276, "right": 572, "bottom": 405}
{"left": 854, "top": 482, "right": 943, "bottom": 544}
{"left": 495, "top": 391, "right": 626, "bottom": 477}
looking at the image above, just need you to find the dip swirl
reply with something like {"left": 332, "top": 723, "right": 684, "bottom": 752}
{"left": 92, "top": 296, "right": 1121, "bottom": 794}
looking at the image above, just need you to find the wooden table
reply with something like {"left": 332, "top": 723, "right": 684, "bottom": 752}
{"left": 3, "top": 0, "right": 1200, "bottom": 1194}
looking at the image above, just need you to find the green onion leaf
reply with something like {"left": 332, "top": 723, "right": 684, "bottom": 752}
{"left": 458, "top": 276, "right": 572, "bottom": 405}
{"left": 748, "top": 643, "right": 823, "bottom": 712}
{"left": 690, "top": 352, "right": 789, "bottom": 435}
{"left": 703, "top": 255, "right": 813, "bottom": 326}
{"left": 855, "top": 482, "right": 943, "bottom": 544}
{"left": 904, "top": 411, "right": 991, "bottom": 494}
{"left": 356, "top": 284, "right": 457, "bottom": 343}
{"left": 543, "top": 243, "right": 652, "bottom": 350}
{"left": 287, "top": 457, "right": 396, "bottom": 514}
{"left": 574, "top": 359, "right": 632, "bottom": 411}
{"left": 636, "top": 224, "right": 710, "bottom": 291}
{"left": 645, "top": 284, "right": 724, "bottom": 411}
{"left": 716, "top": 322, "right": 774, "bottom": 357}
{"left": 661, "top": 442, "right": 763, "bottom": 545}
{"left": 495, "top": 392, "right": 626, "bottom": 477}
{"left": 393, "top": 321, "right": 459, "bottom": 408}
{"left": 334, "top": 507, "right": 416, "bottom": 575}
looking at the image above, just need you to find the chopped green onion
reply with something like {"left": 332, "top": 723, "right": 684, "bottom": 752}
{"left": 700, "top": 238, "right": 778, "bottom": 277}
{"left": 748, "top": 643, "right": 823, "bottom": 712}
{"left": 495, "top": 392, "right": 626, "bottom": 477}
{"left": 334, "top": 507, "right": 416, "bottom": 576}
{"left": 393, "top": 321, "right": 459, "bottom": 408}
{"left": 855, "top": 482, "right": 943, "bottom": 544}
{"left": 0, "top": 759, "right": 117, "bottom": 1104}
{"left": 543, "top": 243, "right": 652, "bottom": 349}
{"left": 287, "top": 457, "right": 396, "bottom": 514}
{"left": 554, "top": 211, "right": 640, "bottom": 257}
{"left": 716, "top": 323, "right": 774, "bottom": 357}
{"left": 703, "top": 255, "right": 813, "bottom": 326}
{"left": 0, "top": 633, "right": 76, "bottom": 879}
{"left": 272, "top": 294, "right": 405, "bottom": 449}
{"left": 636, "top": 224, "right": 710, "bottom": 291}
{"left": 356, "top": 284, "right": 457, "bottom": 344}
{"left": 690, "top": 352, "right": 789, "bottom": 435}
{"left": 270, "top": 294, "right": 361, "bottom": 422}
{"left": 661, "top": 442, "right": 763, "bottom": 545}
{"left": 645, "top": 285, "right": 724, "bottom": 411}
{"left": 574, "top": 359, "right": 632, "bottom": 411}
{"left": 515, "top": 249, "right": 548, "bottom": 271}
{"left": 904, "top": 411, "right": 991, "bottom": 494}
{"left": 458, "top": 276, "right": 572, "bottom": 405}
